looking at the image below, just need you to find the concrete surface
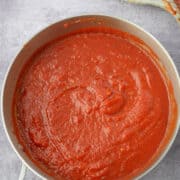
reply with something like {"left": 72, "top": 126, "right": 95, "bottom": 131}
{"left": 0, "top": 0, "right": 180, "bottom": 179}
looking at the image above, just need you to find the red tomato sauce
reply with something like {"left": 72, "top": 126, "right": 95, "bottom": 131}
{"left": 13, "top": 27, "right": 177, "bottom": 179}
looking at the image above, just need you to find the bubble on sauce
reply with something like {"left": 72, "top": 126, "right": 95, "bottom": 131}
{"left": 96, "top": 55, "right": 105, "bottom": 63}
{"left": 102, "top": 126, "right": 110, "bottom": 137}
{"left": 70, "top": 115, "right": 83, "bottom": 124}
{"left": 95, "top": 66, "right": 103, "bottom": 75}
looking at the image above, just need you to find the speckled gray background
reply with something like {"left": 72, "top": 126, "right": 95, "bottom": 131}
{"left": 0, "top": 0, "right": 180, "bottom": 179}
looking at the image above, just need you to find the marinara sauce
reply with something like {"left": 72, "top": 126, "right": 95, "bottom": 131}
{"left": 13, "top": 27, "right": 177, "bottom": 179}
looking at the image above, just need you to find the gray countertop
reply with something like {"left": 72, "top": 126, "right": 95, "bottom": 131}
{"left": 0, "top": 0, "right": 180, "bottom": 179}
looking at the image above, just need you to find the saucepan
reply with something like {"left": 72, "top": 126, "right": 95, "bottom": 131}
{"left": 1, "top": 15, "right": 180, "bottom": 179}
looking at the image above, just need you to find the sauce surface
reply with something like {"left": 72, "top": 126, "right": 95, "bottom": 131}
{"left": 14, "top": 28, "right": 175, "bottom": 179}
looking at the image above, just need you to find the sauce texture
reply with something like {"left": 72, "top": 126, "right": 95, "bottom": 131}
{"left": 13, "top": 28, "right": 176, "bottom": 179}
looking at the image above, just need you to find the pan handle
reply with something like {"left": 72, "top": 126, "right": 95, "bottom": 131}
{"left": 19, "top": 163, "right": 27, "bottom": 180}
